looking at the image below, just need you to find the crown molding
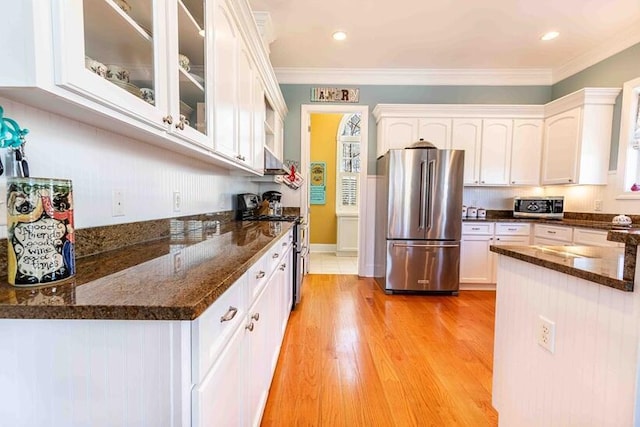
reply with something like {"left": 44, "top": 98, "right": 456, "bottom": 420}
{"left": 544, "top": 87, "right": 621, "bottom": 117}
{"left": 552, "top": 21, "right": 640, "bottom": 84}
{"left": 372, "top": 104, "right": 545, "bottom": 121}
{"left": 274, "top": 67, "right": 553, "bottom": 86}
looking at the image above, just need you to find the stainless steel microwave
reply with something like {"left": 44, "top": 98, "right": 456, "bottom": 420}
{"left": 513, "top": 196, "right": 564, "bottom": 219}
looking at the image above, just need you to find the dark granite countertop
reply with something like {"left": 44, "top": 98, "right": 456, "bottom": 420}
{"left": 490, "top": 244, "right": 632, "bottom": 292}
{"left": 0, "top": 220, "right": 294, "bottom": 320}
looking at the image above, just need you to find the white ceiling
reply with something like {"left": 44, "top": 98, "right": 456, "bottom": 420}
{"left": 248, "top": 0, "right": 640, "bottom": 84}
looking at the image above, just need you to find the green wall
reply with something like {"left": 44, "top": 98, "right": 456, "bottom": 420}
{"left": 281, "top": 85, "right": 552, "bottom": 174}
{"left": 551, "top": 43, "right": 640, "bottom": 170}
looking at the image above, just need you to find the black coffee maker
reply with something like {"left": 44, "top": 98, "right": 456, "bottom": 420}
{"left": 262, "top": 191, "right": 282, "bottom": 216}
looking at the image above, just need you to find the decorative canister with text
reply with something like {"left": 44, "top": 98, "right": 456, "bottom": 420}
{"left": 6, "top": 178, "right": 75, "bottom": 286}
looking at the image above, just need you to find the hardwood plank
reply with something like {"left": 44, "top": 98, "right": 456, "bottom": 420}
{"left": 262, "top": 275, "right": 498, "bottom": 426}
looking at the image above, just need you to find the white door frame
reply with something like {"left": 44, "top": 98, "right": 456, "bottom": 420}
{"left": 300, "top": 104, "right": 369, "bottom": 276}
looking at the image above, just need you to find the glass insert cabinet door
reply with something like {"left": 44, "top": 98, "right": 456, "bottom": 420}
{"left": 53, "top": 0, "right": 168, "bottom": 130}
{"left": 169, "top": 0, "right": 209, "bottom": 143}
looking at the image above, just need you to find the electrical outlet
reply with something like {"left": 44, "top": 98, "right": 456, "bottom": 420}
{"left": 173, "top": 191, "right": 181, "bottom": 212}
{"left": 594, "top": 200, "right": 603, "bottom": 212}
{"left": 112, "top": 189, "right": 125, "bottom": 217}
{"left": 537, "top": 315, "right": 556, "bottom": 353}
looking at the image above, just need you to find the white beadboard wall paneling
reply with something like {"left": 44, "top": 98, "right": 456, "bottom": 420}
{"left": 492, "top": 255, "right": 640, "bottom": 426}
{"left": 0, "top": 97, "right": 258, "bottom": 231}
{"left": 0, "top": 319, "right": 188, "bottom": 427}
{"left": 463, "top": 186, "right": 545, "bottom": 210}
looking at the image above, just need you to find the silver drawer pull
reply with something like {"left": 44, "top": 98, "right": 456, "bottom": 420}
{"left": 471, "top": 227, "right": 480, "bottom": 230}
{"left": 547, "top": 230, "right": 557, "bottom": 234}
{"left": 507, "top": 228, "right": 517, "bottom": 231}
{"left": 256, "top": 271, "right": 266, "bottom": 279}
{"left": 272, "top": 253, "right": 279, "bottom": 259}
{"left": 251, "top": 313, "right": 260, "bottom": 322}
{"left": 245, "top": 322, "right": 254, "bottom": 332}
{"left": 282, "top": 242, "right": 287, "bottom": 246}
{"left": 279, "top": 263, "right": 287, "bottom": 271}
{"left": 220, "top": 306, "right": 238, "bottom": 323}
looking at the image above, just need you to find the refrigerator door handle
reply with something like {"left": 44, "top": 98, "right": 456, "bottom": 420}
{"left": 392, "top": 243, "right": 460, "bottom": 248}
{"left": 419, "top": 161, "right": 427, "bottom": 229}
{"left": 426, "top": 159, "right": 435, "bottom": 229}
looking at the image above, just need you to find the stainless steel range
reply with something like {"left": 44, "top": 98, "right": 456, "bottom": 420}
{"left": 236, "top": 193, "right": 307, "bottom": 309}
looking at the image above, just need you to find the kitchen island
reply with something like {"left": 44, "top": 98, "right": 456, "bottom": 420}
{"left": 0, "top": 219, "right": 295, "bottom": 427}
{"left": 490, "top": 233, "right": 640, "bottom": 426}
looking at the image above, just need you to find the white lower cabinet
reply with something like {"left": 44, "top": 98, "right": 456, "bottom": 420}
{"left": 460, "top": 223, "right": 495, "bottom": 284}
{"left": 532, "top": 224, "right": 573, "bottom": 245}
{"left": 461, "top": 222, "right": 531, "bottom": 285}
{"left": 193, "top": 230, "right": 293, "bottom": 427}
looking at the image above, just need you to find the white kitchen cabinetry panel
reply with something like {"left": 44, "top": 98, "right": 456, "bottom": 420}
{"left": 252, "top": 76, "right": 266, "bottom": 170}
{"left": 510, "top": 119, "right": 542, "bottom": 185}
{"left": 479, "top": 119, "right": 512, "bottom": 185}
{"left": 418, "top": 118, "right": 452, "bottom": 149}
{"left": 212, "top": 0, "right": 238, "bottom": 159}
{"left": 573, "top": 228, "right": 620, "bottom": 247}
{"left": 0, "top": 0, "right": 287, "bottom": 175}
{"left": 451, "top": 119, "right": 483, "bottom": 185}
{"left": 534, "top": 224, "right": 573, "bottom": 244}
{"left": 461, "top": 223, "right": 495, "bottom": 284}
{"left": 193, "top": 321, "right": 245, "bottom": 427}
{"left": 495, "top": 223, "right": 531, "bottom": 236}
{"left": 337, "top": 213, "right": 359, "bottom": 256}
{"left": 541, "top": 88, "right": 620, "bottom": 185}
{"left": 377, "top": 118, "right": 418, "bottom": 157}
{"left": 236, "top": 40, "right": 255, "bottom": 166}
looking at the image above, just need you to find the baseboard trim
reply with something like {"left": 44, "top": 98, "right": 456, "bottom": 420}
{"left": 310, "top": 244, "right": 337, "bottom": 253}
{"left": 460, "top": 283, "right": 497, "bottom": 291}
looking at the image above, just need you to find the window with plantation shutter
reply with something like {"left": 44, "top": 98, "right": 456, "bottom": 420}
{"left": 336, "top": 114, "right": 361, "bottom": 212}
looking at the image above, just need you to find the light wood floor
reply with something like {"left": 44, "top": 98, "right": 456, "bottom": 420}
{"left": 261, "top": 275, "right": 498, "bottom": 427}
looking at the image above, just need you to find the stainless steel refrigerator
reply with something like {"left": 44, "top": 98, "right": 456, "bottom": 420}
{"left": 374, "top": 145, "right": 464, "bottom": 294}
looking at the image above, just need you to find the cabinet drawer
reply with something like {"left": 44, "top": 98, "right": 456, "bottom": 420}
{"left": 573, "top": 228, "right": 619, "bottom": 247}
{"left": 248, "top": 256, "right": 268, "bottom": 299}
{"left": 495, "top": 223, "right": 531, "bottom": 236}
{"left": 462, "top": 223, "right": 495, "bottom": 235}
{"left": 534, "top": 224, "right": 573, "bottom": 243}
{"left": 192, "top": 273, "right": 248, "bottom": 383}
{"left": 266, "top": 232, "right": 290, "bottom": 273}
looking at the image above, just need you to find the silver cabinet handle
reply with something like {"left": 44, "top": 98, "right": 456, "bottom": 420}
{"left": 547, "top": 230, "right": 557, "bottom": 234}
{"left": 282, "top": 242, "right": 288, "bottom": 246}
{"left": 220, "top": 306, "right": 238, "bottom": 323}
{"left": 256, "top": 271, "right": 265, "bottom": 279}
{"left": 162, "top": 115, "right": 173, "bottom": 125}
{"left": 507, "top": 228, "right": 517, "bottom": 231}
{"left": 472, "top": 227, "right": 480, "bottom": 230}
{"left": 251, "top": 313, "right": 260, "bottom": 321}
{"left": 392, "top": 243, "right": 459, "bottom": 248}
{"left": 272, "top": 253, "right": 279, "bottom": 259}
{"left": 245, "top": 322, "right": 254, "bottom": 332}
{"left": 511, "top": 181, "right": 516, "bottom": 184}
{"left": 279, "top": 263, "right": 287, "bottom": 271}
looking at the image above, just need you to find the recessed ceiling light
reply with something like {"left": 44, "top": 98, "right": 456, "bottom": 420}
{"left": 332, "top": 31, "right": 347, "bottom": 41}
{"left": 541, "top": 31, "right": 559, "bottom": 41}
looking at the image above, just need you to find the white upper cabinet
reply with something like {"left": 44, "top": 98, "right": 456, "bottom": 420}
{"left": 479, "top": 119, "right": 512, "bottom": 185}
{"left": 0, "top": 0, "right": 287, "bottom": 174}
{"left": 377, "top": 118, "right": 418, "bottom": 157}
{"left": 451, "top": 119, "right": 483, "bottom": 185}
{"left": 541, "top": 88, "right": 620, "bottom": 185}
{"left": 418, "top": 118, "right": 452, "bottom": 149}
{"left": 510, "top": 119, "right": 543, "bottom": 185}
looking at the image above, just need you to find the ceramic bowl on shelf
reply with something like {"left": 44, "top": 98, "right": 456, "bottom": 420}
{"left": 612, "top": 214, "right": 632, "bottom": 226}
{"left": 106, "top": 65, "right": 130, "bottom": 83}
{"left": 139, "top": 88, "right": 155, "bottom": 105}
{"left": 113, "top": 0, "right": 132, "bottom": 14}
{"left": 85, "top": 56, "right": 107, "bottom": 78}
{"left": 178, "top": 54, "right": 191, "bottom": 72}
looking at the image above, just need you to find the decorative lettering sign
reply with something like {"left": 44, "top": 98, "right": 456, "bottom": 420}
{"left": 311, "top": 88, "right": 359, "bottom": 103}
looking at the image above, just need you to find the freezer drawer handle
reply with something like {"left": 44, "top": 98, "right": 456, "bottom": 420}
{"left": 220, "top": 306, "right": 238, "bottom": 323}
{"left": 392, "top": 243, "right": 459, "bottom": 248}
